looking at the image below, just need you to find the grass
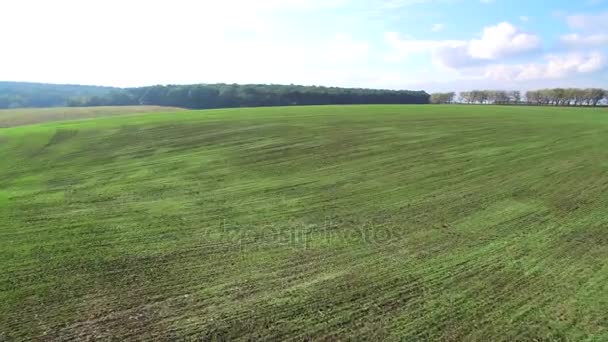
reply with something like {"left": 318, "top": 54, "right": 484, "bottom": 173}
{"left": 1, "top": 104, "right": 608, "bottom": 340}
{"left": 0, "top": 105, "right": 185, "bottom": 128}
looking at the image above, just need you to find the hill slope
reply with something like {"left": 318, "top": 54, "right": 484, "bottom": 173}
{"left": 1, "top": 105, "right": 608, "bottom": 340}
{"left": 0, "top": 106, "right": 186, "bottom": 128}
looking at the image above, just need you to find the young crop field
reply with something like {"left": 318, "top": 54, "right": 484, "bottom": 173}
{"left": 1, "top": 105, "right": 608, "bottom": 340}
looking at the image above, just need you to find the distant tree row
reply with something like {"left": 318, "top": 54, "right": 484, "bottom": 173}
{"left": 525, "top": 88, "right": 606, "bottom": 106}
{"left": 3, "top": 81, "right": 606, "bottom": 109}
{"left": 431, "top": 88, "right": 607, "bottom": 106}
{"left": 430, "top": 92, "right": 456, "bottom": 104}
{"left": 68, "top": 84, "right": 431, "bottom": 108}
{"left": 459, "top": 90, "right": 521, "bottom": 104}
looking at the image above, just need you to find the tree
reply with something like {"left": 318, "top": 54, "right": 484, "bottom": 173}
{"left": 459, "top": 91, "right": 472, "bottom": 104}
{"left": 493, "top": 90, "right": 509, "bottom": 104}
{"left": 430, "top": 92, "right": 456, "bottom": 104}
{"left": 520, "top": 88, "right": 608, "bottom": 106}
{"left": 139, "top": 86, "right": 168, "bottom": 105}
{"left": 469, "top": 90, "right": 482, "bottom": 104}
{"left": 510, "top": 91, "right": 521, "bottom": 104}
{"left": 589, "top": 88, "right": 605, "bottom": 106}
{"left": 525, "top": 90, "right": 537, "bottom": 105}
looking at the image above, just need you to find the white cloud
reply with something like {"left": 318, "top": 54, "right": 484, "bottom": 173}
{"left": 561, "top": 33, "right": 608, "bottom": 47}
{"left": 431, "top": 23, "right": 446, "bottom": 32}
{"left": 484, "top": 52, "right": 607, "bottom": 81}
{"left": 386, "top": 22, "right": 540, "bottom": 68}
{"left": 384, "top": 32, "right": 465, "bottom": 62}
{"left": 566, "top": 11, "right": 608, "bottom": 31}
{"left": 386, "top": 19, "right": 603, "bottom": 87}
{"left": 467, "top": 22, "right": 540, "bottom": 59}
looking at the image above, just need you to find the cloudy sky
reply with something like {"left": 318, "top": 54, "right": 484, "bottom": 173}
{"left": 1, "top": 0, "right": 607, "bottom": 91}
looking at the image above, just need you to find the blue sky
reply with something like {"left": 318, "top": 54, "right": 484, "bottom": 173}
{"left": 1, "top": 0, "right": 607, "bottom": 91}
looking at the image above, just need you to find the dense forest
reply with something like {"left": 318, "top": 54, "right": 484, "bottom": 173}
{"left": 0, "top": 82, "right": 117, "bottom": 108}
{"left": 0, "top": 82, "right": 430, "bottom": 109}
{"left": 68, "top": 84, "right": 431, "bottom": 108}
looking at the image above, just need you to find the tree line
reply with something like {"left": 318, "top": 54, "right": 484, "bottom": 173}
{"left": 2, "top": 81, "right": 606, "bottom": 109}
{"left": 68, "top": 84, "right": 431, "bottom": 108}
{"left": 430, "top": 92, "right": 456, "bottom": 104}
{"left": 431, "top": 88, "right": 607, "bottom": 106}
{"left": 525, "top": 88, "right": 606, "bottom": 106}
{"left": 0, "top": 82, "right": 116, "bottom": 109}
{"left": 460, "top": 90, "right": 522, "bottom": 104}
{"left": 0, "top": 82, "right": 430, "bottom": 109}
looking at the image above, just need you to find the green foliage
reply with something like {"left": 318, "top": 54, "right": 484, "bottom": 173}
{"left": 76, "top": 84, "right": 431, "bottom": 108}
{"left": 525, "top": 88, "right": 607, "bottom": 106}
{"left": 459, "top": 90, "right": 521, "bottom": 104}
{"left": 0, "top": 81, "right": 117, "bottom": 108}
{"left": 456, "top": 89, "right": 607, "bottom": 106}
{"left": 2, "top": 105, "right": 608, "bottom": 340}
{"left": 430, "top": 92, "right": 455, "bottom": 104}
{"left": 1, "top": 82, "right": 430, "bottom": 109}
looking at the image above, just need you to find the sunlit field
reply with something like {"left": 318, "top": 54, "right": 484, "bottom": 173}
{"left": 1, "top": 105, "right": 608, "bottom": 340}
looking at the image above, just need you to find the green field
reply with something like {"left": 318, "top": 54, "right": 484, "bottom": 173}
{"left": 1, "top": 105, "right": 608, "bottom": 340}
